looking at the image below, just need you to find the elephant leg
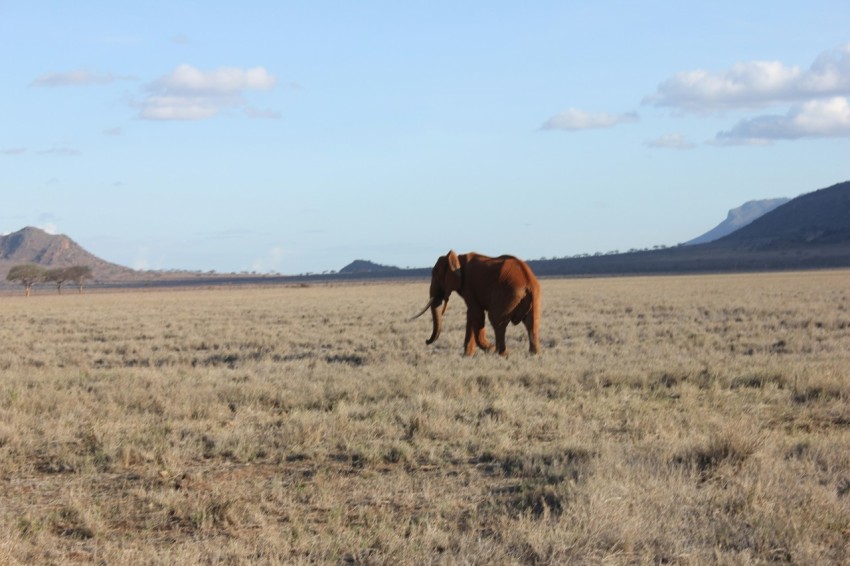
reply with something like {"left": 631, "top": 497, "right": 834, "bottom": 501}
{"left": 492, "top": 319, "right": 510, "bottom": 357}
{"left": 476, "top": 326, "right": 494, "bottom": 352}
{"left": 463, "top": 315, "right": 477, "bottom": 356}
{"left": 523, "top": 310, "right": 540, "bottom": 354}
{"left": 471, "top": 309, "right": 493, "bottom": 352}
{"left": 465, "top": 308, "right": 492, "bottom": 355}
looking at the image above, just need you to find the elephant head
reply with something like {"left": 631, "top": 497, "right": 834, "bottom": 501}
{"left": 412, "top": 250, "right": 463, "bottom": 345}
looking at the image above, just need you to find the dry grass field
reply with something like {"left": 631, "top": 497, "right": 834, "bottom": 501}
{"left": 1, "top": 271, "right": 849, "bottom": 564}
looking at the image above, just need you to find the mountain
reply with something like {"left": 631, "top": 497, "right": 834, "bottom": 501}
{"left": 529, "top": 180, "right": 850, "bottom": 276}
{"left": 713, "top": 181, "right": 850, "bottom": 249}
{"left": 4, "top": 180, "right": 848, "bottom": 290}
{"left": 0, "top": 227, "right": 133, "bottom": 283}
{"left": 339, "top": 259, "right": 401, "bottom": 274}
{"left": 686, "top": 198, "right": 790, "bottom": 245}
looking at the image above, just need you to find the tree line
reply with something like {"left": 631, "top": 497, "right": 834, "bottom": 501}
{"left": 6, "top": 264, "right": 93, "bottom": 296}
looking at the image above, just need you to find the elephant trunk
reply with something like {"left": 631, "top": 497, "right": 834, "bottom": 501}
{"left": 426, "top": 300, "right": 443, "bottom": 345}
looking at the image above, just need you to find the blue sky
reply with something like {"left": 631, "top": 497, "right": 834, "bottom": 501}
{"left": 2, "top": 1, "right": 849, "bottom": 274}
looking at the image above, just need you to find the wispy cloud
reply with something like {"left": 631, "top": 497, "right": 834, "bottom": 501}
{"left": 36, "top": 213, "right": 61, "bottom": 235}
{"left": 151, "top": 64, "right": 276, "bottom": 94}
{"left": 541, "top": 108, "right": 638, "bottom": 131}
{"left": 132, "top": 247, "right": 153, "bottom": 271}
{"left": 714, "top": 96, "right": 850, "bottom": 145}
{"left": 645, "top": 133, "right": 696, "bottom": 150}
{"left": 139, "top": 64, "right": 277, "bottom": 121}
{"left": 2, "top": 147, "right": 83, "bottom": 157}
{"left": 32, "top": 64, "right": 283, "bottom": 123}
{"left": 31, "top": 70, "right": 136, "bottom": 87}
{"left": 252, "top": 246, "right": 287, "bottom": 273}
{"left": 645, "top": 43, "right": 850, "bottom": 112}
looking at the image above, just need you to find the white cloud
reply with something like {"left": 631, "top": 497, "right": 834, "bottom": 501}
{"left": 31, "top": 70, "right": 135, "bottom": 87}
{"left": 541, "top": 108, "right": 638, "bottom": 131}
{"left": 715, "top": 96, "right": 850, "bottom": 144}
{"left": 35, "top": 214, "right": 60, "bottom": 235}
{"left": 252, "top": 246, "right": 286, "bottom": 273}
{"left": 140, "top": 95, "right": 223, "bottom": 121}
{"left": 132, "top": 247, "right": 153, "bottom": 271}
{"left": 151, "top": 64, "right": 276, "bottom": 94}
{"left": 646, "top": 43, "right": 850, "bottom": 112}
{"left": 139, "top": 64, "right": 277, "bottom": 121}
{"left": 645, "top": 133, "right": 696, "bottom": 150}
{"left": 1, "top": 147, "right": 26, "bottom": 156}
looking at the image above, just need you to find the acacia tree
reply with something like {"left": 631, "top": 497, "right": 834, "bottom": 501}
{"left": 44, "top": 267, "right": 70, "bottom": 294}
{"left": 6, "top": 264, "right": 45, "bottom": 296}
{"left": 43, "top": 265, "right": 92, "bottom": 294}
{"left": 65, "top": 265, "right": 93, "bottom": 294}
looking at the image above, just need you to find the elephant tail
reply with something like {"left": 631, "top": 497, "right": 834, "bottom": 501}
{"left": 511, "top": 262, "right": 541, "bottom": 326}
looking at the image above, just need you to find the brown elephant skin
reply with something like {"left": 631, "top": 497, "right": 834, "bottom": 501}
{"left": 418, "top": 250, "right": 541, "bottom": 357}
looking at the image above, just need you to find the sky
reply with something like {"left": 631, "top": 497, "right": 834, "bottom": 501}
{"left": 2, "top": 1, "right": 850, "bottom": 275}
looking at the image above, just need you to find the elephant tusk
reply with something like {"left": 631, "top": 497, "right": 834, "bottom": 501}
{"left": 410, "top": 297, "right": 435, "bottom": 320}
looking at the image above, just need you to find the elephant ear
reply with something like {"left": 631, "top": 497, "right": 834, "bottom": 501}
{"left": 446, "top": 250, "right": 462, "bottom": 290}
{"left": 447, "top": 250, "right": 461, "bottom": 272}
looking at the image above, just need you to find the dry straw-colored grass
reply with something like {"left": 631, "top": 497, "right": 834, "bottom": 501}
{"left": 1, "top": 271, "right": 849, "bottom": 564}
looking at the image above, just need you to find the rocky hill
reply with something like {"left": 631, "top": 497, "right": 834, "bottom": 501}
{"left": 0, "top": 227, "right": 134, "bottom": 283}
{"left": 529, "top": 180, "right": 850, "bottom": 276}
{"left": 3, "top": 180, "right": 849, "bottom": 290}
{"left": 686, "top": 197, "right": 790, "bottom": 245}
{"left": 713, "top": 181, "right": 850, "bottom": 249}
{"left": 339, "top": 260, "right": 401, "bottom": 274}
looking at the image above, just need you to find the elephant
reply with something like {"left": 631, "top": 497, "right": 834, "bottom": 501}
{"left": 412, "top": 250, "right": 541, "bottom": 356}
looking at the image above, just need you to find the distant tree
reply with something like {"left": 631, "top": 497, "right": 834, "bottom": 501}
{"left": 7, "top": 264, "right": 46, "bottom": 296}
{"left": 44, "top": 267, "right": 71, "bottom": 294}
{"left": 64, "top": 265, "right": 93, "bottom": 294}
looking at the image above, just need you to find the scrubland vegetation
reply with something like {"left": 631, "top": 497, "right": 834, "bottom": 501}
{"left": 1, "top": 271, "right": 849, "bottom": 564}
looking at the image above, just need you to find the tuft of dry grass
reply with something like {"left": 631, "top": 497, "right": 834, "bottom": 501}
{"left": 1, "top": 271, "right": 849, "bottom": 564}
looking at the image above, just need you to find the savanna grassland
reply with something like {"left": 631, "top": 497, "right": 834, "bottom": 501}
{"left": 1, "top": 272, "right": 849, "bottom": 565}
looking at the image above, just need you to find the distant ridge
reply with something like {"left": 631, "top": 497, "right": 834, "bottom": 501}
{"left": 528, "top": 180, "right": 850, "bottom": 276}
{"left": 339, "top": 259, "right": 401, "bottom": 274}
{"left": 3, "top": 180, "right": 849, "bottom": 291}
{"left": 714, "top": 181, "right": 850, "bottom": 249}
{"left": 686, "top": 198, "right": 790, "bottom": 245}
{"left": 0, "top": 227, "right": 133, "bottom": 282}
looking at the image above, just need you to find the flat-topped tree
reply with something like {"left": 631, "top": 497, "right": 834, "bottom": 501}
{"left": 64, "top": 265, "right": 93, "bottom": 293}
{"left": 44, "top": 267, "right": 70, "bottom": 294}
{"left": 7, "top": 264, "right": 46, "bottom": 296}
